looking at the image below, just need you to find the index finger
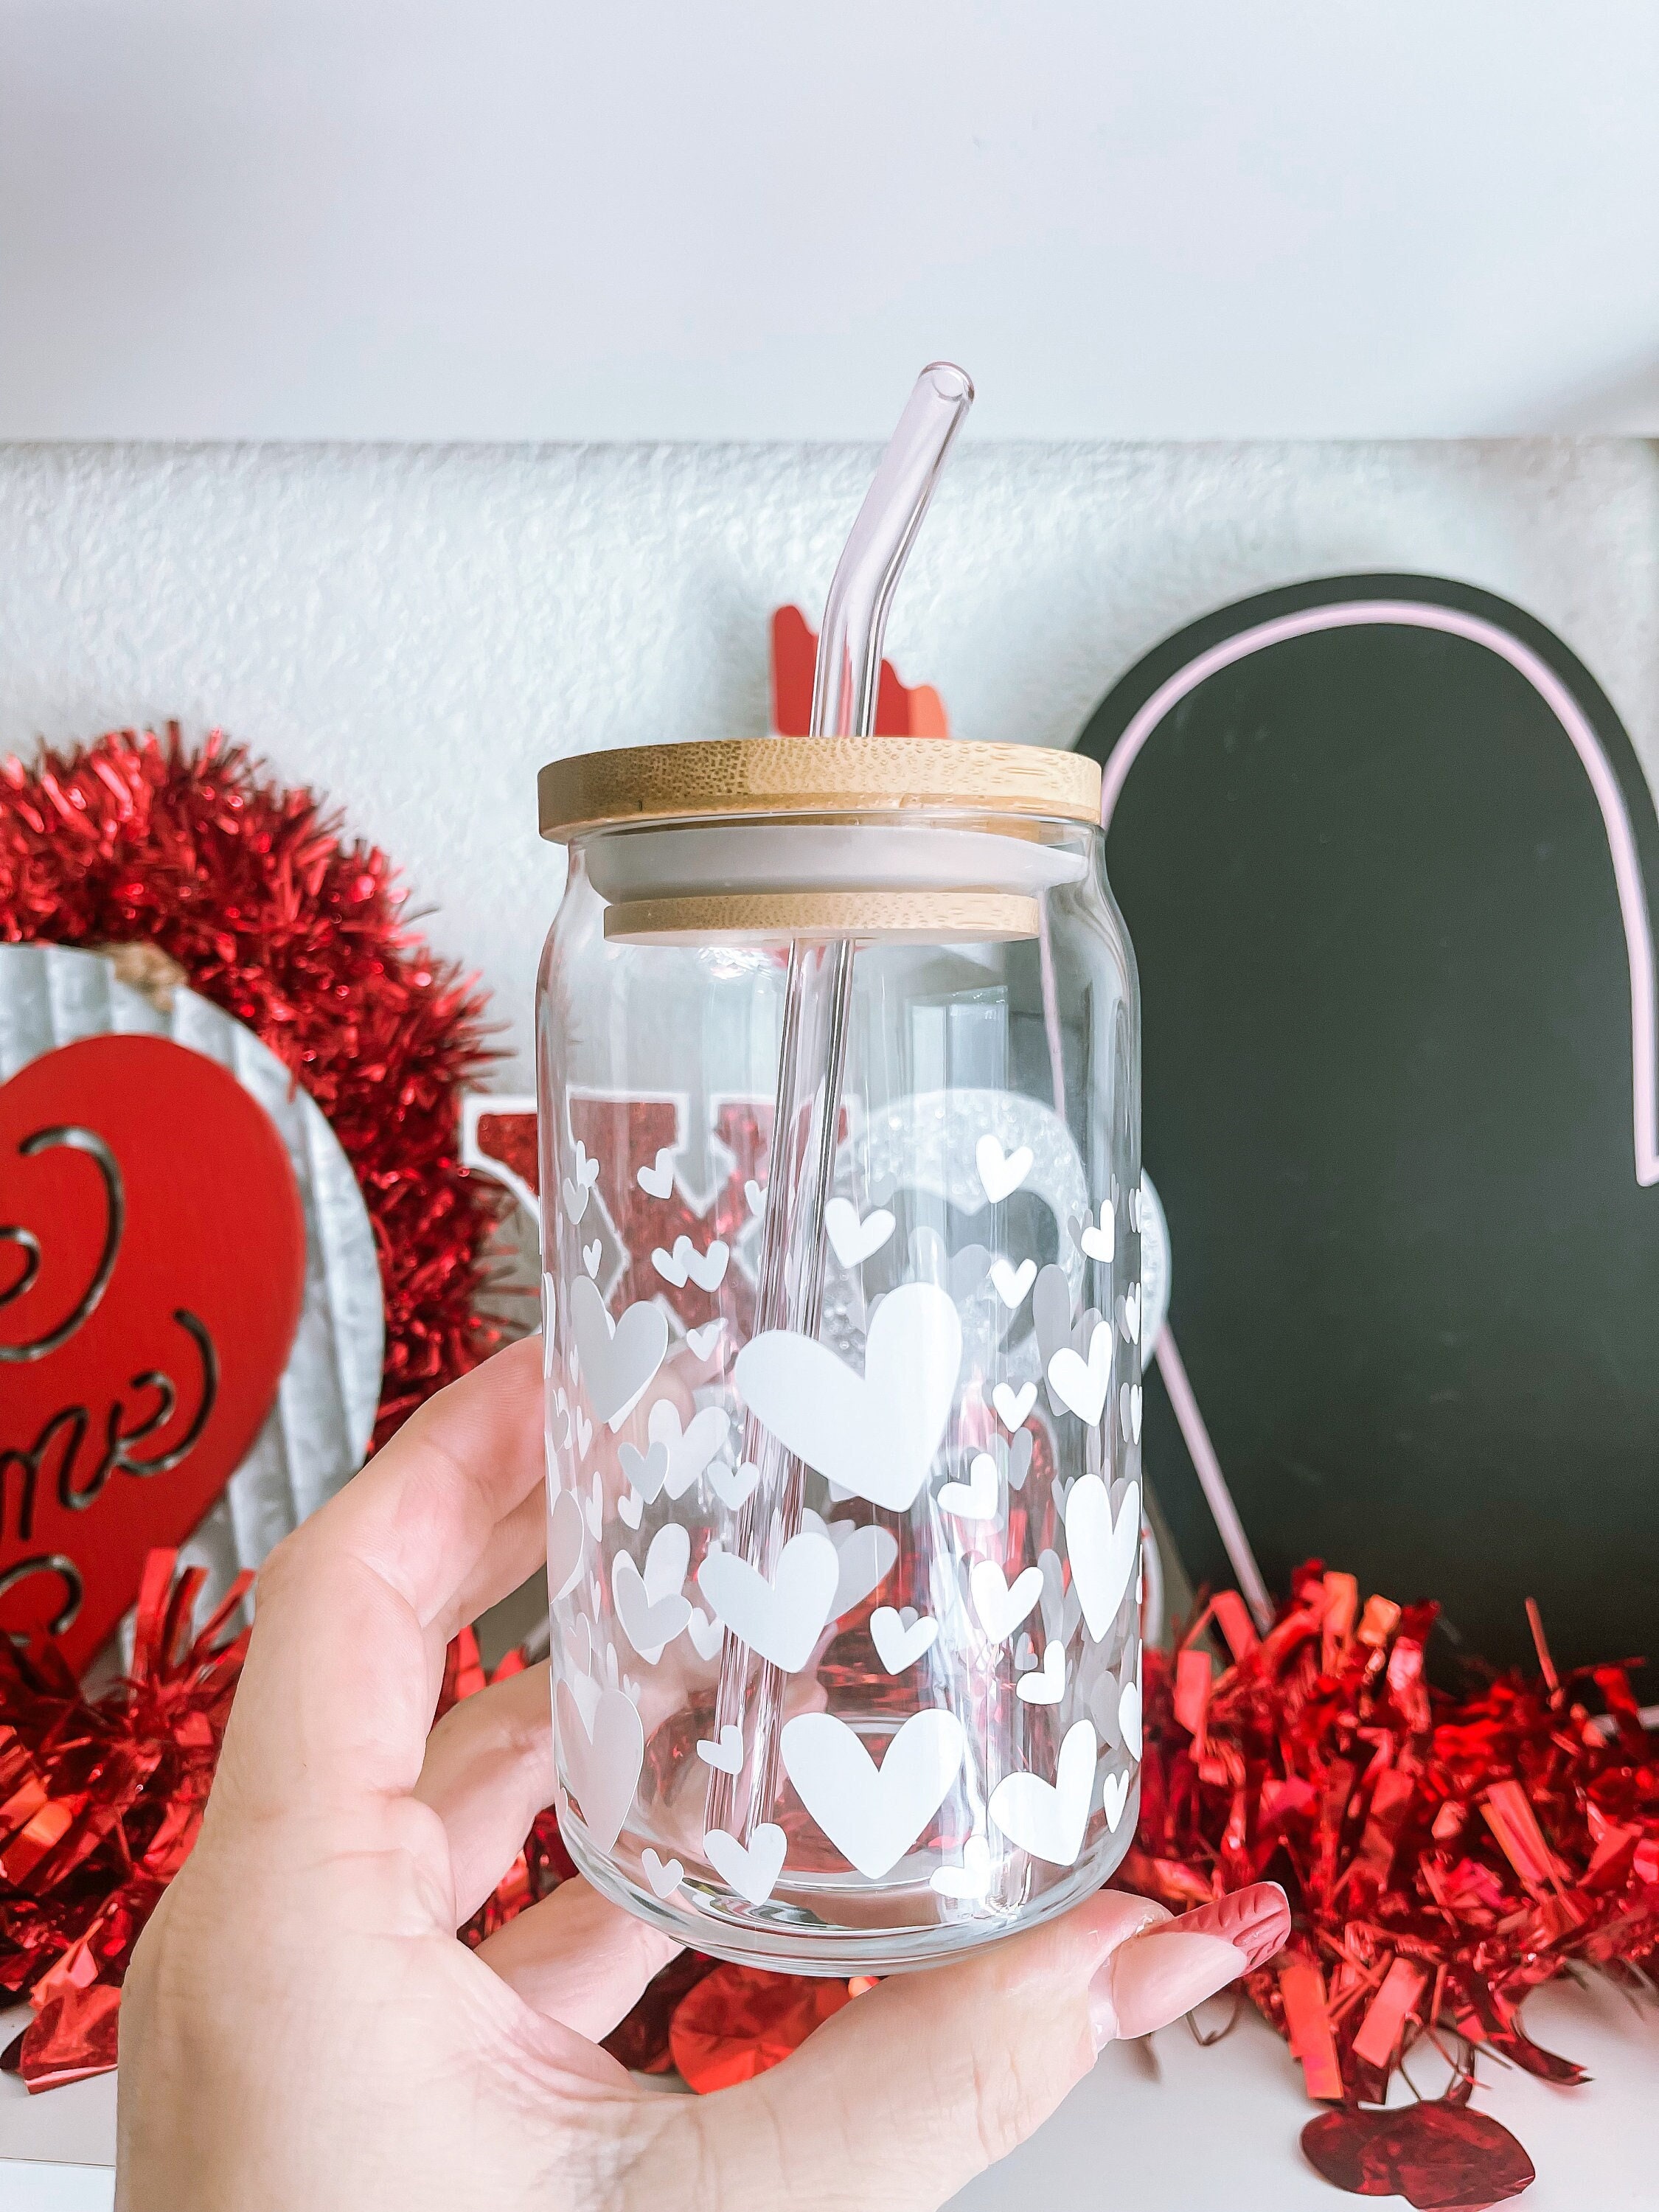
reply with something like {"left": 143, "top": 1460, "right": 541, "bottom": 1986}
{"left": 215, "top": 1333, "right": 549, "bottom": 1816}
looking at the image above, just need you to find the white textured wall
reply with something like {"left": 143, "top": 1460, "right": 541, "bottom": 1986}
{"left": 3, "top": 439, "right": 1657, "bottom": 1082}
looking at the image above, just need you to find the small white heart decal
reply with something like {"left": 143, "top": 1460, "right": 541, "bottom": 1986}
{"left": 824, "top": 1197, "right": 897, "bottom": 1268}
{"left": 696, "top": 1532, "right": 839, "bottom": 1673}
{"left": 938, "top": 1452, "right": 1000, "bottom": 1522}
{"left": 612, "top": 1523, "right": 692, "bottom": 1663}
{"left": 990, "top": 1256, "right": 1037, "bottom": 1310}
{"left": 988, "top": 1719, "right": 1096, "bottom": 1867}
{"left": 1121, "top": 1284, "right": 1141, "bottom": 1342}
{"left": 1065, "top": 1476, "right": 1140, "bottom": 1642}
{"left": 708, "top": 1458, "right": 760, "bottom": 1512}
{"left": 1079, "top": 1211, "right": 1113, "bottom": 1262}
{"left": 744, "top": 1178, "right": 765, "bottom": 1217}
{"left": 554, "top": 1677, "right": 644, "bottom": 1853}
{"left": 618, "top": 1439, "right": 669, "bottom": 1503}
{"left": 1016, "top": 1642, "right": 1066, "bottom": 1705}
{"left": 969, "top": 1559, "right": 1045, "bottom": 1645}
{"left": 641, "top": 1848, "right": 684, "bottom": 1899}
{"left": 647, "top": 1399, "right": 732, "bottom": 1498}
{"left": 1119, "top": 1382, "right": 1143, "bottom": 1444}
{"left": 582, "top": 1239, "right": 602, "bottom": 1279}
{"left": 650, "top": 1239, "right": 690, "bottom": 1288}
{"left": 696, "top": 1722, "right": 745, "bottom": 1774}
{"left": 992, "top": 1380, "right": 1037, "bottom": 1433}
{"left": 686, "top": 1319, "right": 725, "bottom": 1361}
{"left": 686, "top": 1606, "right": 723, "bottom": 1662}
{"left": 1048, "top": 1321, "right": 1113, "bottom": 1426}
{"left": 869, "top": 1605, "right": 940, "bottom": 1672}
{"left": 546, "top": 1486, "right": 585, "bottom": 1601}
{"left": 823, "top": 1520, "right": 899, "bottom": 1617}
{"left": 1119, "top": 1672, "right": 1143, "bottom": 1761}
{"left": 930, "top": 1833, "right": 992, "bottom": 1901}
{"left": 617, "top": 1489, "right": 643, "bottom": 1530}
{"left": 1102, "top": 1767, "right": 1133, "bottom": 1834}
{"left": 636, "top": 1147, "right": 675, "bottom": 1199}
{"left": 975, "top": 1134, "right": 1034, "bottom": 1205}
{"left": 574, "top": 1408, "right": 593, "bottom": 1459}
{"left": 1006, "top": 1428, "right": 1034, "bottom": 1492}
{"left": 704, "top": 1823, "right": 787, "bottom": 1905}
{"left": 781, "top": 1709, "right": 966, "bottom": 1879}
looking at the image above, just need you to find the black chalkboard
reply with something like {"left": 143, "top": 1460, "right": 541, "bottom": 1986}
{"left": 1077, "top": 574, "right": 1659, "bottom": 1667}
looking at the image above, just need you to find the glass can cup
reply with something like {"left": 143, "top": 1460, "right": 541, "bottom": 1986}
{"left": 535, "top": 737, "right": 1144, "bottom": 1973}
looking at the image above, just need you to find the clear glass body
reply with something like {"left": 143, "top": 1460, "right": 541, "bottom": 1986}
{"left": 536, "top": 810, "right": 1143, "bottom": 1972}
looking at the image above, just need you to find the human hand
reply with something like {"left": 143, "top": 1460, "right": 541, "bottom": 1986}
{"left": 117, "top": 1335, "right": 1286, "bottom": 2211}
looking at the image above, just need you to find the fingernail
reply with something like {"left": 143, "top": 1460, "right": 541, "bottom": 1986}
{"left": 1089, "top": 1881, "right": 1289, "bottom": 2049}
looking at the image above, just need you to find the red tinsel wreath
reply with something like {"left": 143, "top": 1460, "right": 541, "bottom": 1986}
{"left": 0, "top": 725, "right": 506, "bottom": 1439}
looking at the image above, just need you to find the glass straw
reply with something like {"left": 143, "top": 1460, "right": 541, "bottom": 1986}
{"left": 706, "top": 363, "right": 975, "bottom": 1850}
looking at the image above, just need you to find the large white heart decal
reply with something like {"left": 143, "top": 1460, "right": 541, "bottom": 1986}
{"left": 554, "top": 1676, "right": 644, "bottom": 1852}
{"left": 696, "top": 1531, "right": 839, "bottom": 1673}
{"left": 1065, "top": 1476, "right": 1140, "bottom": 1642}
{"left": 571, "top": 1277, "right": 668, "bottom": 1429}
{"left": 988, "top": 1719, "right": 1097, "bottom": 1867}
{"left": 734, "top": 1281, "right": 961, "bottom": 1512}
{"left": 969, "top": 1558, "right": 1046, "bottom": 1645}
{"left": 781, "top": 1709, "right": 966, "bottom": 1879}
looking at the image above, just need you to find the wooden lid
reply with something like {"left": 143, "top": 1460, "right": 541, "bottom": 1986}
{"left": 538, "top": 738, "right": 1101, "bottom": 841}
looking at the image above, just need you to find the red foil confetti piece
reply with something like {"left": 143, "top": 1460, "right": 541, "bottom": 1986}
{"left": 669, "top": 1961, "right": 855, "bottom": 2091}
{"left": 0, "top": 726, "right": 507, "bottom": 1447}
{"left": 1301, "top": 2099, "right": 1535, "bottom": 2210}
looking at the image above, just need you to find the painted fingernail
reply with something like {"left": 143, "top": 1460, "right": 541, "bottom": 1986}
{"left": 1089, "top": 1881, "right": 1289, "bottom": 2049}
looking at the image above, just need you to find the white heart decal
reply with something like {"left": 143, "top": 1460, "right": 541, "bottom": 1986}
{"left": 546, "top": 1486, "right": 585, "bottom": 1601}
{"left": 696, "top": 1532, "right": 839, "bottom": 1673}
{"left": 1017, "top": 1642, "right": 1066, "bottom": 1705}
{"left": 938, "top": 1452, "right": 999, "bottom": 1522}
{"left": 1066, "top": 1476, "right": 1139, "bottom": 1642}
{"left": 642, "top": 1848, "right": 684, "bottom": 1899}
{"left": 618, "top": 1438, "right": 669, "bottom": 1503}
{"left": 581, "top": 1473, "right": 602, "bottom": 1537}
{"left": 734, "top": 1281, "right": 961, "bottom": 1513}
{"left": 708, "top": 1458, "right": 760, "bottom": 1512}
{"left": 969, "top": 1558, "right": 1045, "bottom": 1645}
{"left": 824, "top": 1520, "right": 899, "bottom": 1617}
{"left": 1005, "top": 1428, "right": 1034, "bottom": 1492}
{"left": 1119, "top": 1382, "right": 1143, "bottom": 1444}
{"left": 989, "top": 1719, "right": 1096, "bottom": 1866}
{"left": 686, "top": 1319, "right": 724, "bottom": 1360}
{"left": 685, "top": 1239, "right": 728, "bottom": 1292}
{"left": 617, "top": 1489, "right": 643, "bottom": 1530}
{"left": 612, "top": 1523, "right": 692, "bottom": 1662}
{"left": 647, "top": 1399, "right": 731, "bottom": 1498}
{"left": 686, "top": 1606, "right": 723, "bottom": 1661}
{"left": 744, "top": 1178, "right": 765, "bottom": 1217}
{"left": 1037, "top": 1546, "right": 1082, "bottom": 1645}
{"left": 781, "top": 1709, "right": 966, "bottom": 1879}
{"left": 975, "top": 1134, "right": 1034, "bottom": 1205}
{"left": 650, "top": 1239, "right": 690, "bottom": 1288}
{"left": 1121, "top": 1285, "right": 1141, "bottom": 1342}
{"left": 992, "top": 1380, "right": 1038, "bottom": 1434}
{"left": 1102, "top": 1767, "right": 1133, "bottom": 1834}
{"left": 930, "top": 1833, "right": 992, "bottom": 1900}
{"left": 1080, "top": 1211, "right": 1113, "bottom": 1262}
{"left": 582, "top": 1241, "right": 602, "bottom": 1280}
{"left": 571, "top": 1278, "right": 668, "bottom": 1429}
{"left": 696, "top": 1722, "right": 744, "bottom": 1774}
{"left": 555, "top": 1677, "right": 644, "bottom": 1852}
{"left": 824, "top": 1198, "right": 896, "bottom": 1268}
{"left": 869, "top": 1606, "right": 940, "bottom": 1673}
{"left": 637, "top": 1147, "right": 675, "bottom": 1199}
{"left": 705, "top": 1823, "right": 786, "bottom": 1905}
{"left": 990, "top": 1256, "right": 1037, "bottom": 1310}
{"left": 1048, "top": 1321, "right": 1113, "bottom": 1425}
{"left": 574, "top": 1407, "right": 593, "bottom": 1460}
{"left": 1119, "top": 1671, "right": 1143, "bottom": 1762}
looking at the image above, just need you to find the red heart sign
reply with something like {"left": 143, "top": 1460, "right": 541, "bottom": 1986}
{"left": 1, "top": 1034, "right": 306, "bottom": 1669}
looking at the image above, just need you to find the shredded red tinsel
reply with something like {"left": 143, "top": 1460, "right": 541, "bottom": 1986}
{"left": 1119, "top": 1561, "right": 1659, "bottom": 2108}
{"left": 0, "top": 726, "right": 505, "bottom": 1439}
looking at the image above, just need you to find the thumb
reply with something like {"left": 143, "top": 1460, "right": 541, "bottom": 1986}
{"left": 684, "top": 1885, "right": 1258, "bottom": 2212}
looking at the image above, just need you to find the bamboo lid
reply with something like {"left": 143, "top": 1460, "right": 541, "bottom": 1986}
{"left": 538, "top": 738, "right": 1101, "bottom": 842}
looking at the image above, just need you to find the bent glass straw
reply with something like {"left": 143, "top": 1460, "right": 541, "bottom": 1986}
{"left": 706, "top": 363, "right": 975, "bottom": 1851}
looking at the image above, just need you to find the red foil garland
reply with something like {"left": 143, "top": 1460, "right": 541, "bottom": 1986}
{"left": 1119, "top": 1560, "right": 1659, "bottom": 2117}
{"left": 0, "top": 726, "right": 506, "bottom": 1440}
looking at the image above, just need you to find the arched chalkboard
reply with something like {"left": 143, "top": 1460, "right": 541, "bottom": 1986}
{"left": 1078, "top": 574, "right": 1659, "bottom": 1666}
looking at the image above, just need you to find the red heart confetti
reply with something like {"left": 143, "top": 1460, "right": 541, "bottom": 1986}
{"left": 1303, "top": 2099, "right": 1536, "bottom": 2210}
